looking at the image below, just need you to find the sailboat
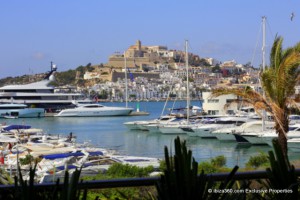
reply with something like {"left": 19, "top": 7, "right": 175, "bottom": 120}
{"left": 158, "top": 40, "right": 193, "bottom": 134}
{"left": 234, "top": 16, "right": 273, "bottom": 143}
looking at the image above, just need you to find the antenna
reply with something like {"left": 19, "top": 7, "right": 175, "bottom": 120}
{"left": 51, "top": 61, "right": 57, "bottom": 71}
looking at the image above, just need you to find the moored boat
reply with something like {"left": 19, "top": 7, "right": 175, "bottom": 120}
{"left": 0, "top": 103, "right": 44, "bottom": 118}
{"left": 0, "top": 63, "right": 92, "bottom": 111}
{"left": 55, "top": 103, "right": 133, "bottom": 117}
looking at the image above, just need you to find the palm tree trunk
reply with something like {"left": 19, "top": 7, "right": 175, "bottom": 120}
{"left": 275, "top": 113, "right": 289, "bottom": 163}
{"left": 277, "top": 130, "right": 287, "bottom": 157}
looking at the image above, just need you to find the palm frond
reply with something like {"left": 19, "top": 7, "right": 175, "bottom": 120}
{"left": 270, "top": 36, "right": 283, "bottom": 69}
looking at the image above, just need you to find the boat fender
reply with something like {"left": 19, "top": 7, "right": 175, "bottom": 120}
{"left": 0, "top": 151, "right": 4, "bottom": 164}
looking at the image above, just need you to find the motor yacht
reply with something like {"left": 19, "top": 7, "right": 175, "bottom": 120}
{"left": 0, "top": 63, "right": 92, "bottom": 112}
{"left": 123, "top": 115, "right": 176, "bottom": 131}
{"left": 0, "top": 103, "right": 44, "bottom": 118}
{"left": 211, "top": 120, "right": 274, "bottom": 141}
{"left": 54, "top": 103, "right": 133, "bottom": 117}
{"left": 183, "top": 116, "right": 250, "bottom": 138}
{"left": 235, "top": 123, "right": 300, "bottom": 145}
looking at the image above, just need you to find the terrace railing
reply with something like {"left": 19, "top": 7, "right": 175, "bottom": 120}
{"left": 0, "top": 169, "right": 300, "bottom": 190}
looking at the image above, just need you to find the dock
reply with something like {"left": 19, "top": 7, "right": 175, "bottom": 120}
{"left": 129, "top": 111, "right": 150, "bottom": 116}
{"left": 45, "top": 113, "right": 56, "bottom": 117}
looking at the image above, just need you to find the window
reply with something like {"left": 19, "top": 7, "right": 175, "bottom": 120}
{"left": 207, "top": 99, "right": 219, "bottom": 103}
{"left": 208, "top": 110, "right": 219, "bottom": 115}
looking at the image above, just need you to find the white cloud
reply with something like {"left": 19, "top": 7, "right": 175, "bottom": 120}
{"left": 32, "top": 52, "right": 46, "bottom": 60}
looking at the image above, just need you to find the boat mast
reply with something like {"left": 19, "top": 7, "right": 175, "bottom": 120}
{"left": 124, "top": 52, "right": 128, "bottom": 108}
{"left": 262, "top": 16, "right": 266, "bottom": 72}
{"left": 185, "top": 40, "right": 190, "bottom": 122}
{"left": 262, "top": 16, "right": 266, "bottom": 131}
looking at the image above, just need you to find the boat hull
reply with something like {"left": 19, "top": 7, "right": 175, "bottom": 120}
{"left": 55, "top": 107, "right": 133, "bottom": 117}
{"left": 213, "top": 132, "right": 236, "bottom": 141}
{"left": 0, "top": 108, "right": 45, "bottom": 118}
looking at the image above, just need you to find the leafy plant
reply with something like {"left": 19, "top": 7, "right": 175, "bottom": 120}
{"left": 19, "top": 154, "right": 33, "bottom": 165}
{"left": 106, "top": 163, "right": 154, "bottom": 178}
{"left": 198, "top": 161, "right": 218, "bottom": 174}
{"left": 82, "top": 163, "right": 157, "bottom": 199}
{"left": 246, "top": 152, "right": 269, "bottom": 169}
{"left": 211, "top": 155, "right": 226, "bottom": 168}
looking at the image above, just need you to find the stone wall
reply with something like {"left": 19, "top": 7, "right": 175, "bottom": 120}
{"left": 106, "top": 57, "right": 155, "bottom": 68}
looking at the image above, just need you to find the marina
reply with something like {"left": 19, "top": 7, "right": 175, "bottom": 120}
{"left": 1, "top": 100, "right": 299, "bottom": 170}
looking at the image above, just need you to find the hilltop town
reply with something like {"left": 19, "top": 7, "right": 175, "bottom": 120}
{"left": 1, "top": 40, "right": 289, "bottom": 102}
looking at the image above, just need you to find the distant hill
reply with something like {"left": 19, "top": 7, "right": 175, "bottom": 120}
{"left": 0, "top": 63, "right": 97, "bottom": 87}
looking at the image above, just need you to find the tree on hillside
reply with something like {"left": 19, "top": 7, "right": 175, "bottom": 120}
{"left": 212, "top": 64, "right": 221, "bottom": 73}
{"left": 55, "top": 70, "right": 77, "bottom": 86}
{"left": 211, "top": 36, "right": 300, "bottom": 163}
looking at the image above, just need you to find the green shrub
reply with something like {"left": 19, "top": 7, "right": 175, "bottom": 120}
{"left": 106, "top": 163, "right": 154, "bottom": 178}
{"left": 211, "top": 155, "right": 226, "bottom": 167}
{"left": 198, "top": 161, "right": 218, "bottom": 174}
{"left": 246, "top": 152, "right": 269, "bottom": 168}
{"left": 197, "top": 155, "right": 227, "bottom": 174}
{"left": 82, "top": 163, "right": 156, "bottom": 200}
{"left": 19, "top": 155, "right": 42, "bottom": 166}
{"left": 19, "top": 155, "right": 34, "bottom": 165}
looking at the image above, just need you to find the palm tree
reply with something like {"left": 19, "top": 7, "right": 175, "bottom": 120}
{"left": 211, "top": 36, "right": 300, "bottom": 162}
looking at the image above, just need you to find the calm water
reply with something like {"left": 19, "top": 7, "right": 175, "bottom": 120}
{"left": 0, "top": 101, "right": 298, "bottom": 168}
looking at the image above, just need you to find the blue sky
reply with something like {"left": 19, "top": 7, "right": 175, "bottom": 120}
{"left": 0, "top": 1, "right": 299, "bottom": 78}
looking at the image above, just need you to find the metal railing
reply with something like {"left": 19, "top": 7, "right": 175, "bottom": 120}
{"left": 0, "top": 169, "right": 300, "bottom": 190}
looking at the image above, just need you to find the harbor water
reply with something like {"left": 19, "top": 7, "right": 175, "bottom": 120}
{"left": 0, "top": 100, "right": 298, "bottom": 168}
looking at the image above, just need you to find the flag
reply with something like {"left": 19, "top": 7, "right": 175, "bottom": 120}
{"left": 127, "top": 68, "right": 134, "bottom": 82}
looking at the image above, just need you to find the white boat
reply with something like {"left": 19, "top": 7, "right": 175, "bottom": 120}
{"left": 54, "top": 103, "right": 133, "bottom": 117}
{"left": 184, "top": 116, "right": 249, "bottom": 138}
{"left": 0, "top": 63, "right": 92, "bottom": 112}
{"left": 156, "top": 40, "right": 193, "bottom": 135}
{"left": 0, "top": 103, "right": 44, "bottom": 118}
{"left": 241, "top": 124, "right": 300, "bottom": 145}
{"left": 123, "top": 115, "right": 176, "bottom": 130}
{"left": 3, "top": 115, "right": 18, "bottom": 119}
{"left": 211, "top": 120, "right": 274, "bottom": 141}
{"left": 236, "top": 130, "right": 273, "bottom": 145}
{"left": 140, "top": 117, "right": 182, "bottom": 132}
{"left": 158, "top": 119, "right": 191, "bottom": 135}
{"left": 109, "top": 155, "right": 161, "bottom": 169}
{"left": 38, "top": 154, "right": 161, "bottom": 183}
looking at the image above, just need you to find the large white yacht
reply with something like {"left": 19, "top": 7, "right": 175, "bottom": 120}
{"left": 0, "top": 63, "right": 92, "bottom": 111}
{"left": 54, "top": 103, "right": 133, "bottom": 117}
{"left": 0, "top": 103, "right": 45, "bottom": 118}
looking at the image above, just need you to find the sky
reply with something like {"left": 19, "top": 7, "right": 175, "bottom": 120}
{"left": 0, "top": 1, "right": 300, "bottom": 79}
